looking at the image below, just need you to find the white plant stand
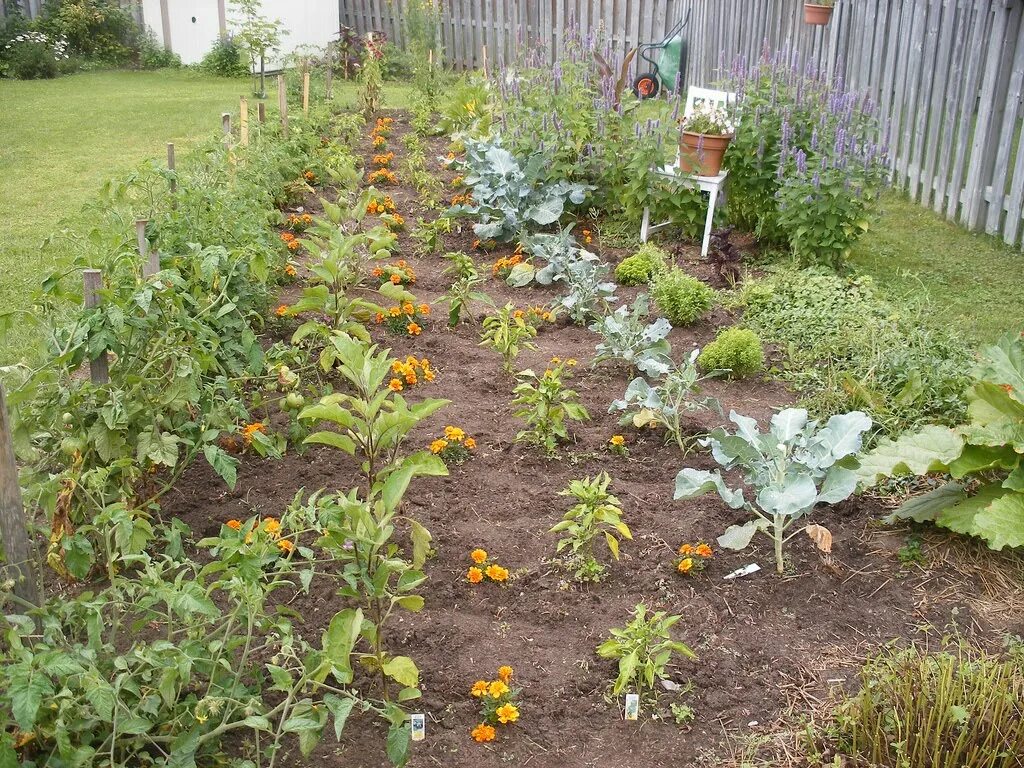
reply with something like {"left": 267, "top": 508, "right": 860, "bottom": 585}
{"left": 639, "top": 162, "right": 729, "bottom": 258}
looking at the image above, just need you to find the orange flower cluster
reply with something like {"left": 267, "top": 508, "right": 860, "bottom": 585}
{"left": 275, "top": 304, "right": 290, "bottom": 317}
{"left": 466, "top": 547, "right": 508, "bottom": 584}
{"left": 581, "top": 228, "right": 593, "bottom": 245}
{"left": 372, "top": 134, "right": 387, "bottom": 149}
{"left": 303, "top": 170, "right": 317, "bottom": 183}
{"left": 286, "top": 213, "right": 314, "bottom": 232}
{"left": 450, "top": 192, "right": 473, "bottom": 207}
{"left": 492, "top": 252, "right": 523, "bottom": 278}
{"left": 472, "top": 238, "right": 496, "bottom": 251}
{"left": 240, "top": 422, "right": 266, "bottom": 445}
{"left": 470, "top": 666, "right": 520, "bottom": 743}
{"left": 366, "top": 195, "right": 396, "bottom": 215}
{"left": 383, "top": 213, "right": 405, "bottom": 231}
{"left": 373, "top": 116, "right": 393, "bottom": 136}
{"left": 387, "top": 355, "right": 435, "bottom": 391}
{"left": 375, "top": 301, "right": 429, "bottom": 337}
{"left": 280, "top": 231, "right": 301, "bottom": 252}
{"left": 225, "top": 516, "right": 294, "bottom": 554}
{"left": 368, "top": 168, "right": 398, "bottom": 185}
{"left": 675, "top": 542, "right": 714, "bottom": 575}
{"left": 372, "top": 151, "right": 395, "bottom": 167}
{"left": 371, "top": 260, "right": 416, "bottom": 286}
{"left": 284, "top": 264, "right": 297, "bottom": 277}
{"left": 430, "top": 425, "right": 477, "bottom": 464}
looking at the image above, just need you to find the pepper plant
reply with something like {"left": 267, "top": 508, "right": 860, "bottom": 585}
{"left": 674, "top": 408, "right": 872, "bottom": 572}
{"left": 511, "top": 359, "right": 590, "bottom": 456}
{"left": 550, "top": 473, "right": 632, "bottom": 582}
{"left": 596, "top": 604, "right": 696, "bottom": 700}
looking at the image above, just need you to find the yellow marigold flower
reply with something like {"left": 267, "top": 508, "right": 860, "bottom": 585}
{"left": 444, "top": 426, "right": 465, "bottom": 440}
{"left": 610, "top": 435, "right": 626, "bottom": 447}
{"left": 430, "top": 438, "right": 448, "bottom": 454}
{"left": 467, "top": 566, "right": 483, "bottom": 584}
{"left": 226, "top": 519, "right": 242, "bottom": 531}
{"left": 275, "top": 304, "right": 289, "bottom": 317}
{"left": 678, "top": 543, "right": 694, "bottom": 556}
{"left": 277, "top": 539, "right": 294, "bottom": 554}
{"left": 497, "top": 665, "right": 513, "bottom": 683}
{"left": 550, "top": 356, "right": 562, "bottom": 364}
{"left": 424, "top": 369, "right": 436, "bottom": 382}
{"left": 470, "top": 680, "right": 489, "bottom": 697}
{"left": 405, "top": 372, "right": 418, "bottom": 385}
{"left": 495, "top": 703, "right": 519, "bottom": 724}
{"left": 487, "top": 680, "right": 509, "bottom": 698}
{"left": 402, "top": 302, "right": 415, "bottom": 315}
{"left": 418, "top": 303, "right": 430, "bottom": 315}
{"left": 241, "top": 422, "right": 266, "bottom": 445}
{"left": 471, "top": 548, "right": 488, "bottom": 564}
{"left": 566, "top": 358, "right": 578, "bottom": 366}
{"left": 471, "top": 723, "right": 496, "bottom": 742}
{"left": 392, "top": 360, "right": 404, "bottom": 373}
{"left": 677, "top": 557, "right": 694, "bottom": 574}
{"left": 388, "top": 378, "right": 403, "bottom": 392}
{"left": 407, "top": 322, "right": 422, "bottom": 336}
{"left": 485, "top": 564, "right": 509, "bottom": 583}
{"left": 464, "top": 437, "right": 477, "bottom": 449}
{"left": 262, "top": 518, "right": 281, "bottom": 536}
{"left": 696, "top": 543, "right": 713, "bottom": 558}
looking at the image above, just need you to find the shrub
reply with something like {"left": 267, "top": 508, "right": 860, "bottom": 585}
{"left": 138, "top": 29, "right": 180, "bottom": 69}
{"left": 6, "top": 38, "right": 58, "bottom": 78}
{"left": 831, "top": 644, "right": 1024, "bottom": 768}
{"left": 198, "top": 36, "right": 248, "bottom": 77}
{"left": 651, "top": 268, "right": 715, "bottom": 326}
{"left": 615, "top": 243, "right": 666, "bottom": 286}
{"left": 38, "top": 0, "right": 137, "bottom": 64}
{"left": 698, "top": 327, "right": 764, "bottom": 378}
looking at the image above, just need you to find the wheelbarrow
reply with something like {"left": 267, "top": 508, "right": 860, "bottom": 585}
{"left": 632, "top": 11, "right": 690, "bottom": 99}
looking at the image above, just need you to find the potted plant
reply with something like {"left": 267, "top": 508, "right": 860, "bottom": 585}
{"left": 804, "top": 0, "right": 835, "bottom": 25}
{"left": 678, "top": 102, "right": 735, "bottom": 177}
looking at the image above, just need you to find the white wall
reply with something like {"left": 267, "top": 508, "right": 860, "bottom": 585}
{"left": 141, "top": 0, "right": 339, "bottom": 67}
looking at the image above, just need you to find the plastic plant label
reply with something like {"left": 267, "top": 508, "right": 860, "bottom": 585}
{"left": 723, "top": 563, "right": 761, "bottom": 580}
{"left": 411, "top": 713, "right": 425, "bottom": 742}
{"left": 624, "top": 694, "right": 640, "bottom": 721}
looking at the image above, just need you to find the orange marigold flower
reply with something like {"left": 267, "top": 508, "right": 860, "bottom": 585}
{"left": 284, "top": 264, "right": 297, "bottom": 276}
{"left": 275, "top": 305, "right": 289, "bottom": 317}
{"left": 610, "top": 435, "right": 626, "bottom": 447}
{"left": 418, "top": 303, "right": 430, "bottom": 315}
{"left": 467, "top": 566, "right": 484, "bottom": 584}
{"left": 471, "top": 548, "right": 488, "bottom": 564}
{"left": 470, "top": 680, "right": 489, "bottom": 697}
{"left": 471, "top": 723, "right": 496, "bottom": 742}
{"left": 424, "top": 369, "right": 436, "bottom": 382}
{"left": 487, "top": 680, "right": 509, "bottom": 698}
{"left": 390, "top": 274, "right": 401, "bottom": 284}
{"left": 430, "top": 438, "right": 448, "bottom": 454}
{"left": 241, "top": 422, "right": 266, "bottom": 444}
{"left": 375, "top": 312, "right": 385, "bottom": 324}
{"left": 277, "top": 539, "right": 294, "bottom": 554}
{"left": 495, "top": 703, "right": 519, "bottom": 724}
{"left": 388, "top": 378, "right": 404, "bottom": 392}
{"left": 287, "top": 240, "right": 300, "bottom": 251}
{"left": 389, "top": 306, "right": 401, "bottom": 317}
{"left": 402, "top": 302, "right": 415, "bottom": 315}
{"left": 226, "top": 519, "right": 242, "bottom": 530}
{"left": 678, "top": 543, "right": 694, "bottom": 556}
{"left": 677, "top": 557, "right": 694, "bottom": 574}
{"left": 405, "top": 372, "right": 418, "bottom": 385}
{"left": 262, "top": 518, "right": 282, "bottom": 536}
{"left": 695, "top": 543, "right": 713, "bottom": 558}
{"left": 407, "top": 322, "right": 422, "bottom": 336}
{"left": 497, "top": 665, "right": 513, "bottom": 683}
{"left": 464, "top": 437, "right": 477, "bottom": 449}
{"left": 485, "top": 564, "right": 508, "bottom": 582}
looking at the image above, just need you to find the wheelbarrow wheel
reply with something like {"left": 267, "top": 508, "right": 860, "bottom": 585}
{"left": 633, "top": 72, "right": 660, "bottom": 99}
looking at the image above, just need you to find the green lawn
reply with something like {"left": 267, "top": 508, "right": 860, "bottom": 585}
{"left": 0, "top": 70, "right": 411, "bottom": 367}
{"left": 850, "top": 193, "right": 1024, "bottom": 343}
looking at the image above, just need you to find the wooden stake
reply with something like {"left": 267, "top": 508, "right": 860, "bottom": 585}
{"left": 482, "top": 45, "right": 488, "bottom": 77}
{"left": 166, "top": 142, "right": 176, "bottom": 199}
{"left": 221, "top": 112, "right": 231, "bottom": 136}
{"left": 0, "top": 381, "right": 41, "bottom": 611}
{"left": 278, "top": 74, "right": 288, "bottom": 138}
{"left": 136, "top": 219, "right": 159, "bottom": 277}
{"left": 240, "top": 97, "right": 249, "bottom": 146}
{"left": 325, "top": 43, "right": 334, "bottom": 100}
{"left": 302, "top": 71, "right": 310, "bottom": 114}
{"left": 257, "top": 101, "right": 266, "bottom": 123}
{"left": 83, "top": 270, "right": 108, "bottom": 385}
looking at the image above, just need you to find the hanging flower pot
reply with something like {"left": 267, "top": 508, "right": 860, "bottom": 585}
{"left": 804, "top": 3, "right": 835, "bottom": 25}
{"left": 678, "top": 102, "right": 735, "bottom": 177}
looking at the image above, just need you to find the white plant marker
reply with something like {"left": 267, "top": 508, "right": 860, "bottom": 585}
{"left": 624, "top": 693, "right": 639, "bottom": 721}
{"left": 410, "top": 713, "right": 425, "bottom": 741}
{"left": 723, "top": 563, "right": 761, "bottom": 580}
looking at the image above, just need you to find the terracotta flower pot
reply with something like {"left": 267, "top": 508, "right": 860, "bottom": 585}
{"left": 804, "top": 3, "right": 834, "bottom": 25}
{"left": 678, "top": 132, "right": 733, "bottom": 177}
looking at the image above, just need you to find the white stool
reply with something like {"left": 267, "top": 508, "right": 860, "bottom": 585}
{"left": 640, "top": 162, "right": 728, "bottom": 258}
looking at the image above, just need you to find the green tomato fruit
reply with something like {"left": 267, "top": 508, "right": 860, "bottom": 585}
{"left": 374, "top": 248, "right": 391, "bottom": 260}
{"left": 60, "top": 437, "right": 86, "bottom": 456}
{"left": 62, "top": 412, "right": 74, "bottom": 425}
{"left": 285, "top": 393, "right": 305, "bottom": 410}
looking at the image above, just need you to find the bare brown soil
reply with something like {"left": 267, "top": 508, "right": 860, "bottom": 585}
{"left": 161, "top": 110, "right": 1024, "bottom": 768}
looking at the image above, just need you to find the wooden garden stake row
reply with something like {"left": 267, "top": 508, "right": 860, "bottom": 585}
{"left": 0, "top": 381, "right": 41, "bottom": 610}
{"left": 278, "top": 74, "right": 289, "bottom": 138}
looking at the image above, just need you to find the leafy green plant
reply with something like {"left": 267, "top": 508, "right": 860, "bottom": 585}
{"left": 511, "top": 359, "right": 590, "bottom": 455}
{"left": 359, "top": 46, "right": 384, "bottom": 119}
{"left": 445, "top": 136, "right": 592, "bottom": 242}
{"left": 229, "top": 0, "right": 285, "bottom": 97}
{"left": 615, "top": 243, "right": 667, "bottom": 286}
{"left": 611, "top": 351, "right": 721, "bottom": 452}
{"left": 596, "top": 604, "right": 696, "bottom": 699}
{"left": 855, "top": 332, "right": 1024, "bottom": 550}
{"left": 442, "top": 249, "right": 478, "bottom": 281}
{"left": 697, "top": 327, "right": 765, "bottom": 378}
{"left": 675, "top": 408, "right": 872, "bottom": 572}
{"left": 550, "top": 473, "right": 632, "bottom": 582}
{"left": 561, "top": 253, "right": 618, "bottom": 325}
{"left": 651, "top": 268, "right": 715, "bottom": 326}
{"left": 411, "top": 215, "right": 453, "bottom": 253}
{"left": 830, "top": 644, "right": 1024, "bottom": 768}
{"left": 479, "top": 303, "right": 538, "bottom": 374}
{"left": 443, "top": 273, "right": 490, "bottom": 327}
{"left": 590, "top": 294, "right": 673, "bottom": 378}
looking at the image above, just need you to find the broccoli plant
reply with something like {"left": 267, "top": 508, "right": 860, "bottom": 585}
{"left": 561, "top": 254, "right": 618, "bottom": 325}
{"left": 506, "top": 227, "right": 580, "bottom": 287}
{"left": 610, "top": 350, "right": 721, "bottom": 452}
{"left": 591, "top": 294, "right": 673, "bottom": 378}
{"left": 674, "top": 408, "right": 872, "bottom": 573}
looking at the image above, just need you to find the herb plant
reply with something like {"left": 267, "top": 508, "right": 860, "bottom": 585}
{"left": 596, "top": 604, "right": 696, "bottom": 699}
{"left": 697, "top": 327, "right": 765, "bottom": 378}
{"left": 614, "top": 243, "right": 667, "bottom": 286}
{"left": 511, "top": 359, "right": 590, "bottom": 455}
{"left": 550, "top": 473, "right": 632, "bottom": 582}
{"left": 651, "top": 268, "right": 715, "bottom": 326}
{"left": 674, "top": 408, "right": 872, "bottom": 572}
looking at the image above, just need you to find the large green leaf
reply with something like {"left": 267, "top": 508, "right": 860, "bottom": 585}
{"left": 673, "top": 468, "right": 745, "bottom": 508}
{"left": 381, "top": 452, "right": 448, "bottom": 513}
{"left": 323, "top": 695, "right": 356, "bottom": 741}
{"left": 323, "top": 608, "right": 362, "bottom": 678}
{"left": 971, "top": 489, "right": 1024, "bottom": 550}
{"left": 885, "top": 482, "right": 967, "bottom": 524}
{"left": 855, "top": 425, "right": 963, "bottom": 487}
{"left": 717, "top": 518, "right": 769, "bottom": 550}
{"left": 382, "top": 656, "right": 419, "bottom": 688}
{"left": 303, "top": 430, "right": 357, "bottom": 455}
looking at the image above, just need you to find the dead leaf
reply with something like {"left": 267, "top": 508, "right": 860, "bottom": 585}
{"left": 805, "top": 524, "right": 833, "bottom": 553}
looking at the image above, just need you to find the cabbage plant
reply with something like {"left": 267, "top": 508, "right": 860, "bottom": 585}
{"left": 674, "top": 408, "right": 872, "bottom": 572}
{"left": 591, "top": 294, "right": 673, "bottom": 378}
{"left": 445, "top": 137, "right": 592, "bottom": 241}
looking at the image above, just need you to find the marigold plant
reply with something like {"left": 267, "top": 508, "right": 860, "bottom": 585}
{"left": 366, "top": 193, "right": 397, "bottom": 216}
{"left": 608, "top": 434, "right": 628, "bottom": 456}
{"left": 431, "top": 425, "right": 477, "bottom": 465}
{"left": 368, "top": 168, "right": 398, "bottom": 186}
{"left": 469, "top": 666, "right": 522, "bottom": 743}
{"left": 372, "top": 260, "right": 416, "bottom": 286}
{"left": 375, "top": 301, "right": 429, "bottom": 337}
{"left": 372, "top": 151, "right": 395, "bottom": 167}
{"left": 464, "top": 548, "right": 508, "bottom": 584}
{"left": 384, "top": 355, "right": 436, "bottom": 392}
{"left": 674, "top": 542, "right": 714, "bottom": 575}
{"left": 279, "top": 231, "right": 301, "bottom": 252}
{"left": 285, "top": 212, "right": 314, "bottom": 233}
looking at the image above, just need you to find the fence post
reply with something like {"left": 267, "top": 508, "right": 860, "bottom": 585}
{"left": 137, "top": 219, "right": 159, "bottom": 277}
{"left": 240, "top": 96, "right": 249, "bottom": 146}
{"left": 278, "top": 74, "right": 289, "bottom": 138}
{"left": 0, "top": 382, "right": 41, "bottom": 611}
{"left": 221, "top": 112, "right": 231, "bottom": 136}
{"left": 166, "top": 142, "right": 176, "bottom": 201}
{"left": 326, "top": 42, "right": 334, "bottom": 99}
{"left": 83, "top": 269, "right": 109, "bottom": 385}
{"left": 258, "top": 101, "right": 266, "bottom": 123}
{"left": 303, "top": 70, "right": 310, "bottom": 114}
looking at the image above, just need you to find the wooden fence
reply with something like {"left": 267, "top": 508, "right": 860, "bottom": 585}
{"left": 343, "top": 0, "right": 1024, "bottom": 249}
